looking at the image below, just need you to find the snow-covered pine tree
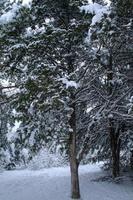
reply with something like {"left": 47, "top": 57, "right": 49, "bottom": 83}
{"left": 111, "top": 0, "right": 133, "bottom": 171}
{"left": 81, "top": 0, "right": 133, "bottom": 177}
{"left": 0, "top": 0, "right": 15, "bottom": 169}
{"left": 0, "top": 0, "right": 94, "bottom": 198}
{"left": 0, "top": 84, "right": 14, "bottom": 168}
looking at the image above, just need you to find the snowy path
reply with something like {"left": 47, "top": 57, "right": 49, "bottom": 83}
{"left": 0, "top": 164, "right": 133, "bottom": 200}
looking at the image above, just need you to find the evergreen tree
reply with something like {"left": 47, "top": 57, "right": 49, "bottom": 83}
{"left": 0, "top": 0, "right": 133, "bottom": 197}
{"left": 0, "top": 0, "right": 92, "bottom": 198}
{"left": 82, "top": 0, "right": 133, "bottom": 177}
{"left": 0, "top": 84, "right": 13, "bottom": 167}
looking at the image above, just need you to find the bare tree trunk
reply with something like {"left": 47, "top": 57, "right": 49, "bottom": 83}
{"left": 70, "top": 137, "right": 80, "bottom": 199}
{"left": 69, "top": 103, "right": 80, "bottom": 199}
{"left": 107, "top": 52, "right": 121, "bottom": 178}
{"left": 109, "top": 121, "right": 121, "bottom": 178}
{"left": 111, "top": 136, "right": 120, "bottom": 178}
{"left": 116, "top": 137, "right": 121, "bottom": 174}
{"left": 130, "top": 150, "right": 133, "bottom": 168}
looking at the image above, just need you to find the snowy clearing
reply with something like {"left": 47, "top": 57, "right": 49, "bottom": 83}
{"left": 0, "top": 163, "right": 133, "bottom": 200}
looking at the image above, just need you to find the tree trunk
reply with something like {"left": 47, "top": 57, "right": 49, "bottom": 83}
{"left": 107, "top": 52, "right": 121, "bottom": 178}
{"left": 111, "top": 136, "right": 120, "bottom": 178}
{"left": 130, "top": 151, "right": 133, "bottom": 168}
{"left": 109, "top": 121, "right": 121, "bottom": 178}
{"left": 70, "top": 144, "right": 80, "bottom": 199}
{"left": 69, "top": 103, "right": 80, "bottom": 199}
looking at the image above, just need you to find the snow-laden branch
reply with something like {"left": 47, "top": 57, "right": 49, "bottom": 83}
{"left": 77, "top": 102, "right": 108, "bottom": 162}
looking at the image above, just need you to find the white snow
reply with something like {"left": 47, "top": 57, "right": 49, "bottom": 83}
{"left": 0, "top": 0, "right": 32, "bottom": 25}
{"left": 10, "top": 0, "right": 32, "bottom": 7}
{"left": 25, "top": 25, "right": 46, "bottom": 37}
{"left": 104, "top": 0, "right": 111, "bottom": 5}
{"left": 22, "top": 0, "right": 32, "bottom": 6}
{"left": 0, "top": 163, "right": 133, "bottom": 200}
{"left": 0, "top": 3, "right": 19, "bottom": 25}
{"left": 81, "top": 2, "right": 110, "bottom": 44}
{"left": 29, "top": 148, "right": 67, "bottom": 169}
{"left": 59, "top": 77, "right": 79, "bottom": 89}
{"left": 7, "top": 121, "right": 21, "bottom": 142}
{"left": 87, "top": 0, "right": 111, "bottom": 6}
{"left": 81, "top": 2, "right": 109, "bottom": 26}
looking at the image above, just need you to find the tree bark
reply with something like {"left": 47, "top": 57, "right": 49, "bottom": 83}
{"left": 70, "top": 142, "right": 80, "bottom": 199}
{"left": 107, "top": 52, "right": 121, "bottom": 178}
{"left": 69, "top": 102, "right": 80, "bottom": 199}
{"left": 130, "top": 151, "right": 133, "bottom": 168}
{"left": 109, "top": 121, "right": 121, "bottom": 178}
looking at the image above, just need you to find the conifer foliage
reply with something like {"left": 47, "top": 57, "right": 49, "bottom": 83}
{"left": 0, "top": 0, "right": 133, "bottom": 199}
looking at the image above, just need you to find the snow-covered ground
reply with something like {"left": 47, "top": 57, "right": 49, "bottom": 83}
{"left": 0, "top": 163, "right": 133, "bottom": 200}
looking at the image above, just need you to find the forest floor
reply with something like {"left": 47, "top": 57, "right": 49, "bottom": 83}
{"left": 0, "top": 163, "right": 133, "bottom": 200}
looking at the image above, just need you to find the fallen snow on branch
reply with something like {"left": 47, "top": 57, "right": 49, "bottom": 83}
{"left": 59, "top": 77, "right": 79, "bottom": 89}
{"left": 81, "top": 2, "right": 109, "bottom": 26}
{"left": 0, "top": 3, "right": 19, "bottom": 25}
